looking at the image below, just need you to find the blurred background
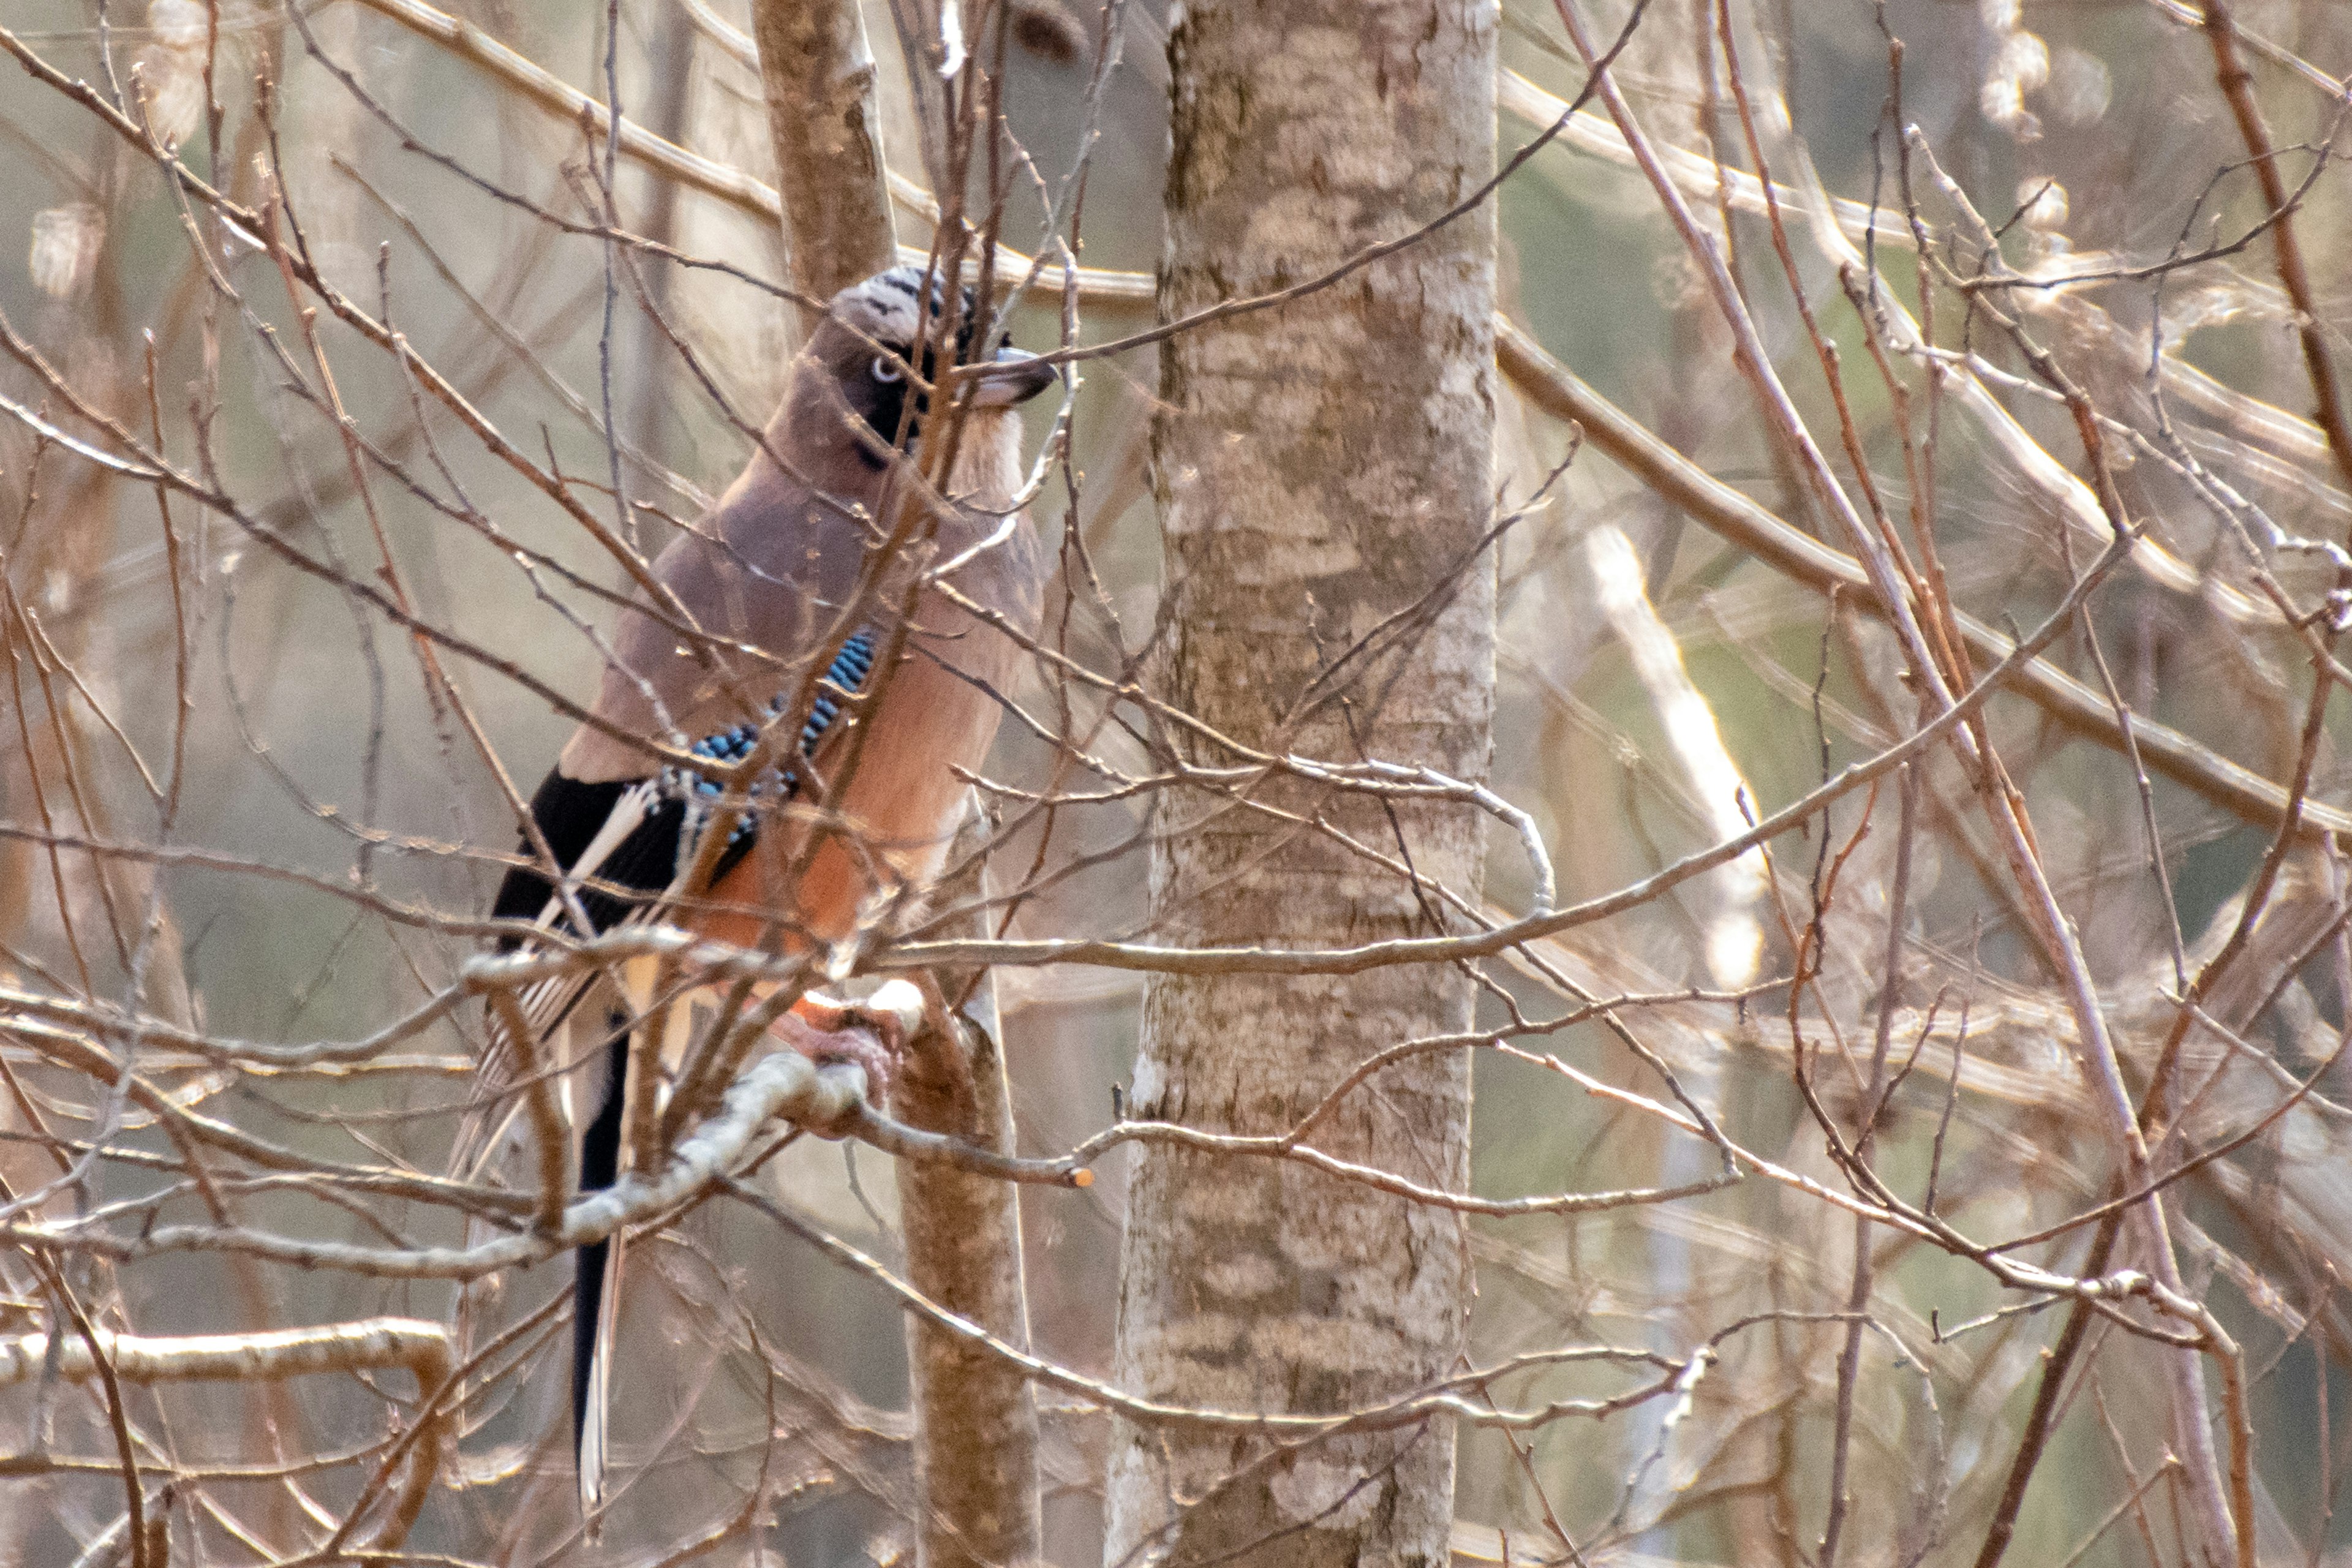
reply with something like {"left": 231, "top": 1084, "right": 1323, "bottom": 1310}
{"left": 1, "top": 0, "right": 2350, "bottom": 1562}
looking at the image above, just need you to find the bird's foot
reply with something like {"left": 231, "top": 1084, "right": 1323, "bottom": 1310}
{"left": 773, "top": 979, "right": 924, "bottom": 1117}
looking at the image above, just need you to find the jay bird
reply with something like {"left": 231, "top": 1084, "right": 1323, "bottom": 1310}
{"left": 470, "top": 265, "right": 1055, "bottom": 1513}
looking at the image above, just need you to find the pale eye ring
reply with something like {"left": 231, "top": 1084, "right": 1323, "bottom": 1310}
{"left": 870, "top": 353, "right": 905, "bottom": 384}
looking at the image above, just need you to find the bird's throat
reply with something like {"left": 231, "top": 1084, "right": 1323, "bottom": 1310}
{"left": 943, "top": 406, "right": 1027, "bottom": 516}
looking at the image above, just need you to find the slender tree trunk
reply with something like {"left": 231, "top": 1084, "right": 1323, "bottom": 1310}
{"left": 892, "top": 1003, "right": 1042, "bottom": 1568}
{"left": 751, "top": 0, "right": 899, "bottom": 320}
{"left": 625, "top": 0, "right": 695, "bottom": 464}
{"left": 747, "top": 23, "right": 1038, "bottom": 1562}
{"left": 891, "top": 810, "right": 1042, "bottom": 1568}
{"left": 1104, "top": 4, "right": 1499, "bottom": 1565}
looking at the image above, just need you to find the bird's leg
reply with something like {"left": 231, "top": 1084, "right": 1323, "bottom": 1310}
{"left": 773, "top": 978, "right": 925, "bottom": 1112}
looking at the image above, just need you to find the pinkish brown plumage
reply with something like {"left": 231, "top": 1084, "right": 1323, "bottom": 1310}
{"left": 472, "top": 266, "right": 1054, "bottom": 1515}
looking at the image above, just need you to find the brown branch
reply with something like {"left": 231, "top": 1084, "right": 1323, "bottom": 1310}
{"left": 1550, "top": 6, "right": 2235, "bottom": 1550}
{"left": 2200, "top": 0, "right": 2352, "bottom": 510}
{"left": 1496, "top": 322, "right": 2352, "bottom": 842}
{"left": 0, "top": 1316, "right": 455, "bottom": 1561}
{"left": 334, "top": 0, "right": 1149, "bottom": 304}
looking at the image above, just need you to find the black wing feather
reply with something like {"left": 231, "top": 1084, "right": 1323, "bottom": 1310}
{"left": 491, "top": 774, "right": 667, "bottom": 937}
{"left": 491, "top": 630, "right": 878, "bottom": 943}
{"left": 479, "top": 631, "right": 879, "bottom": 1494}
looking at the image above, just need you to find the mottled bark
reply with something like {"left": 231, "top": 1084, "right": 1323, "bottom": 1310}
{"left": 748, "top": 11, "right": 1030, "bottom": 1551}
{"left": 750, "top": 0, "right": 899, "bottom": 318}
{"left": 1105, "top": 4, "right": 1498, "bottom": 1566}
{"left": 891, "top": 808, "right": 1042, "bottom": 1568}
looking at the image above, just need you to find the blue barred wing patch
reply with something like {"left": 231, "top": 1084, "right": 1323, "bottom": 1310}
{"left": 492, "top": 631, "right": 880, "bottom": 939}
{"left": 662, "top": 630, "right": 878, "bottom": 851}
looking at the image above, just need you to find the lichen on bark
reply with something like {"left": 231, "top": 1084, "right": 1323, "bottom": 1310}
{"left": 1105, "top": 2, "right": 1500, "bottom": 1564}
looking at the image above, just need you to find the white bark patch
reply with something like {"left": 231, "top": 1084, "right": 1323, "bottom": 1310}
{"left": 938, "top": 0, "right": 965, "bottom": 78}
{"left": 1267, "top": 1454, "right": 1383, "bottom": 1529}
{"left": 1199, "top": 1252, "right": 1286, "bottom": 1300}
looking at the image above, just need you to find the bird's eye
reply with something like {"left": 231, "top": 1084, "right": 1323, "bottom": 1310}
{"left": 871, "top": 354, "right": 905, "bottom": 384}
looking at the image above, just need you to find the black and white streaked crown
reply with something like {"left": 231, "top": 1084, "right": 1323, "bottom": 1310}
{"left": 832, "top": 265, "right": 981, "bottom": 358}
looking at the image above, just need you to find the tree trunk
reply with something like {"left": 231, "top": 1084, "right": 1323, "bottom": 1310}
{"left": 1104, "top": 3, "right": 1498, "bottom": 1565}
{"left": 892, "top": 1003, "right": 1042, "bottom": 1568}
{"left": 744, "top": 21, "right": 1038, "bottom": 1562}
{"left": 891, "top": 805, "right": 1042, "bottom": 1568}
{"left": 750, "top": 0, "right": 899, "bottom": 322}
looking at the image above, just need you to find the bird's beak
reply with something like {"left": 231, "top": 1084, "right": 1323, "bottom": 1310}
{"left": 968, "top": 345, "right": 1061, "bottom": 407}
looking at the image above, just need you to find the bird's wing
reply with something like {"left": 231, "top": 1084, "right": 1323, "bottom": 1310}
{"left": 456, "top": 631, "right": 884, "bottom": 1180}
{"left": 555, "top": 398, "right": 882, "bottom": 789}
{"left": 457, "top": 401, "right": 886, "bottom": 1177}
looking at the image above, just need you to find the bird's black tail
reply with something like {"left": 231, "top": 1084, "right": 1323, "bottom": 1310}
{"left": 573, "top": 1020, "right": 631, "bottom": 1512}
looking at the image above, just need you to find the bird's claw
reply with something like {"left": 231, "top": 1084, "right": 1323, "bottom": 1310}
{"left": 775, "top": 979, "right": 925, "bottom": 1125}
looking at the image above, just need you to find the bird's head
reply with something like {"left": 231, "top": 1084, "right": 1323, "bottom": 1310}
{"left": 812, "top": 265, "right": 1060, "bottom": 469}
